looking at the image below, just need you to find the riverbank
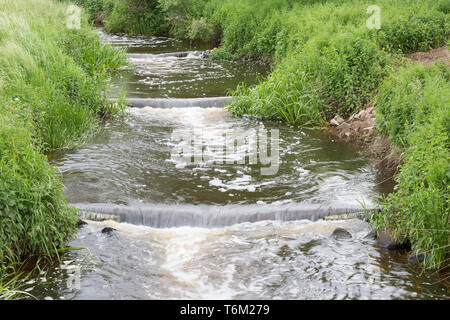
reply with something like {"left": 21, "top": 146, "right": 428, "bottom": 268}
{"left": 0, "top": 0, "right": 127, "bottom": 298}
{"left": 326, "top": 46, "right": 449, "bottom": 170}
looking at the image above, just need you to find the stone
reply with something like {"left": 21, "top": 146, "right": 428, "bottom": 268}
{"left": 348, "top": 113, "right": 356, "bottom": 122}
{"left": 199, "top": 51, "right": 210, "bottom": 59}
{"left": 337, "top": 122, "right": 351, "bottom": 130}
{"left": 101, "top": 227, "right": 116, "bottom": 235}
{"left": 76, "top": 218, "right": 87, "bottom": 228}
{"left": 330, "top": 115, "right": 345, "bottom": 126}
{"left": 408, "top": 253, "right": 425, "bottom": 264}
{"left": 364, "top": 230, "right": 377, "bottom": 240}
{"left": 331, "top": 227, "right": 352, "bottom": 240}
{"left": 377, "top": 229, "right": 410, "bottom": 250}
{"left": 357, "top": 109, "right": 367, "bottom": 120}
{"left": 330, "top": 119, "right": 340, "bottom": 126}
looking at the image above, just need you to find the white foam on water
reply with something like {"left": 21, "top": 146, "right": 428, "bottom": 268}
{"left": 74, "top": 218, "right": 400, "bottom": 299}
{"left": 128, "top": 106, "right": 230, "bottom": 125}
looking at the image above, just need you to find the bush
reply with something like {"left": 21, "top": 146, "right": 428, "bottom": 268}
{"left": 187, "top": 18, "right": 219, "bottom": 42}
{"left": 375, "top": 63, "right": 450, "bottom": 147}
{"left": 0, "top": 111, "right": 77, "bottom": 264}
{"left": 209, "top": 47, "right": 239, "bottom": 61}
{"left": 229, "top": 34, "right": 390, "bottom": 125}
{"left": 372, "top": 122, "right": 449, "bottom": 270}
{"left": 372, "top": 62, "right": 449, "bottom": 270}
{"left": 105, "top": 0, "right": 168, "bottom": 35}
{"left": 377, "top": 13, "right": 449, "bottom": 53}
{"left": 71, "top": 0, "right": 112, "bottom": 21}
{"left": 437, "top": 0, "right": 450, "bottom": 14}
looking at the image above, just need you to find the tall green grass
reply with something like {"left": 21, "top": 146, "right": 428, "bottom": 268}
{"left": 372, "top": 63, "right": 449, "bottom": 270}
{"left": 223, "top": 0, "right": 448, "bottom": 124}
{"left": 0, "top": 263, "right": 33, "bottom": 300}
{"left": 0, "top": 0, "right": 127, "bottom": 285}
{"left": 228, "top": 33, "right": 391, "bottom": 124}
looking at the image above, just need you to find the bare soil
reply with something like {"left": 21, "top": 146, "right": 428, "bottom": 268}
{"left": 406, "top": 46, "right": 449, "bottom": 66}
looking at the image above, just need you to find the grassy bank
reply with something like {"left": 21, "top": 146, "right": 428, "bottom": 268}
{"left": 0, "top": 0, "right": 127, "bottom": 292}
{"left": 372, "top": 63, "right": 449, "bottom": 270}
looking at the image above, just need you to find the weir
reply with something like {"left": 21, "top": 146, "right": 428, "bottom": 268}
{"left": 128, "top": 51, "right": 207, "bottom": 59}
{"left": 126, "top": 97, "right": 233, "bottom": 109}
{"left": 75, "top": 203, "right": 375, "bottom": 228}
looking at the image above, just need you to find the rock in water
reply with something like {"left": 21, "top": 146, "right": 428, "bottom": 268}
{"left": 101, "top": 227, "right": 116, "bottom": 235}
{"left": 377, "top": 229, "right": 410, "bottom": 250}
{"left": 408, "top": 253, "right": 425, "bottom": 264}
{"left": 364, "top": 230, "right": 377, "bottom": 240}
{"left": 76, "top": 218, "right": 87, "bottom": 228}
{"left": 331, "top": 227, "right": 352, "bottom": 240}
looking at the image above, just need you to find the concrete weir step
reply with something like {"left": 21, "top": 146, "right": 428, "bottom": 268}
{"left": 125, "top": 97, "right": 233, "bottom": 109}
{"left": 75, "top": 203, "right": 378, "bottom": 228}
{"left": 128, "top": 51, "right": 208, "bottom": 59}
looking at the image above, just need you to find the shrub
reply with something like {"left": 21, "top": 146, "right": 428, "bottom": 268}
{"left": 372, "top": 121, "right": 449, "bottom": 270}
{"left": 437, "top": 0, "right": 450, "bottom": 14}
{"left": 105, "top": 0, "right": 168, "bottom": 35}
{"left": 187, "top": 18, "right": 218, "bottom": 42}
{"left": 377, "top": 13, "right": 449, "bottom": 53}
{"left": 209, "top": 47, "right": 239, "bottom": 61}
{"left": 229, "top": 34, "right": 390, "bottom": 125}
{"left": 0, "top": 111, "right": 77, "bottom": 265}
{"left": 375, "top": 63, "right": 450, "bottom": 147}
{"left": 372, "top": 62, "right": 449, "bottom": 269}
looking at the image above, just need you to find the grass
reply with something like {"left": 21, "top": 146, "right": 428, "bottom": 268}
{"left": 0, "top": 0, "right": 127, "bottom": 296}
{"left": 372, "top": 62, "right": 449, "bottom": 270}
{"left": 0, "top": 263, "right": 34, "bottom": 300}
{"left": 228, "top": 33, "right": 391, "bottom": 124}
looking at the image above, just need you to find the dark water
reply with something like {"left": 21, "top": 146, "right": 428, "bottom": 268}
{"left": 28, "top": 31, "right": 448, "bottom": 300}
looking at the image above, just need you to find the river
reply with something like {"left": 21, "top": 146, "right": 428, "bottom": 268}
{"left": 28, "top": 31, "right": 448, "bottom": 300}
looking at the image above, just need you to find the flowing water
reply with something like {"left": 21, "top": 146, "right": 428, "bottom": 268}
{"left": 29, "top": 31, "right": 448, "bottom": 300}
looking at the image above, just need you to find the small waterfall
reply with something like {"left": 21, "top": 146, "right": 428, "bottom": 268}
{"left": 75, "top": 203, "right": 375, "bottom": 228}
{"left": 125, "top": 97, "right": 233, "bottom": 109}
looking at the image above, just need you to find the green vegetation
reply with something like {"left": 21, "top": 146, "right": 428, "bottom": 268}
{"left": 0, "top": 0, "right": 127, "bottom": 287}
{"left": 372, "top": 63, "right": 449, "bottom": 270}
{"left": 0, "top": 263, "right": 32, "bottom": 300}
{"left": 71, "top": 0, "right": 168, "bottom": 35}
{"left": 224, "top": 0, "right": 447, "bottom": 124}
{"left": 229, "top": 35, "right": 391, "bottom": 124}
